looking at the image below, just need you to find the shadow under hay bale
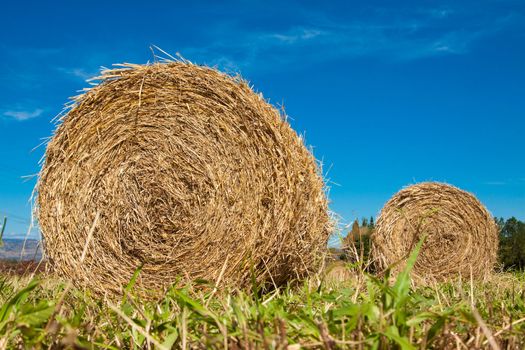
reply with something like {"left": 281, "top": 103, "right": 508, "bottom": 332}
{"left": 371, "top": 182, "right": 498, "bottom": 282}
{"left": 37, "top": 61, "right": 331, "bottom": 295}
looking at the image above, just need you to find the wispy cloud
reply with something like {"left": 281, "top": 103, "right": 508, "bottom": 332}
{"left": 2, "top": 108, "right": 43, "bottom": 121}
{"left": 270, "top": 27, "right": 324, "bottom": 44}
{"left": 183, "top": 23, "right": 467, "bottom": 72}
{"left": 56, "top": 67, "right": 99, "bottom": 81}
{"left": 426, "top": 8, "right": 454, "bottom": 19}
{"left": 179, "top": 4, "right": 523, "bottom": 72}
{"left": 483, "top": 178, "right": 525, "bottom": 186}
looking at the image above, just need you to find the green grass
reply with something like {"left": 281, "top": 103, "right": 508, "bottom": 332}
{"left": 0, "top": 252, "right": 524, "bottom": 349}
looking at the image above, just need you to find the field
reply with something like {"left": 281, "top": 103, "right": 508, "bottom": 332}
{"left": 1, "top": 245, "right": 524, "bottom": 349}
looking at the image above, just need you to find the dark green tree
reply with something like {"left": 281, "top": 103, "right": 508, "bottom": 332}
{"left": 343, "top": 219, "right": 371, "bottom": 263}
{"left": 499, "top": 217, "right": 525, "bottom": 270}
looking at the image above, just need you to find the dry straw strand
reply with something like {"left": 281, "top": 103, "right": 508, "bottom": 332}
{"left": 371, "top": 182, "right": 498, "bottom": 281}
{"left": 37, "top": 61, "right": 330, "bottom": 295}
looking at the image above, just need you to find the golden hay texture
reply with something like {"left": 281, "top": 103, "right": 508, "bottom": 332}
{"left": 37, "top": 61, "right": 330, "bottom": 295}
{"left": 371, "top": 182, "right": 498, "bottom": 281}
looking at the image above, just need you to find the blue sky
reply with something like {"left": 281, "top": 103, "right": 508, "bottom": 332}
{"left": 0, "top": 0, "right": 524, "bottom": 239}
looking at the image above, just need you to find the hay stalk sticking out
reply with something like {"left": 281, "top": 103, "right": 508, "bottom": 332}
{"left": 371, "top": 182, "right": 498, "bottom": 281}
{"left": 37, "top": 61, "right": 330, "bottom": 295}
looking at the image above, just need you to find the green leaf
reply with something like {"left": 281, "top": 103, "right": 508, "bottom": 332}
{"left": 0, "top": 280, "right": 39, "bottom": 328}
{"left": 173, "top": 289, "right": 222, "bottom": 329}
{"left": 426, "top": 316, "right": 446, "bottom": 343}
{"left": 362, "top": 303, "right": 381, "bottom": 323}
{"left": 406, "top": 311, "right": 436, "bottom": 327}
{"left": 383, "top": 325, "right": 416, "bottom": 350}
{"left": 122, "top": 264, "right": 143, "bottom": 303}
{"left": 392, "top": 234, "right": 427, "bottom": 308}
{"left": 17, "top": 301, "right": 55, "bottom": 327}
{"left": 161, "top": 326, "right": 179, "bottom": 349}
{"left": 331, "top": 304, "right": 360, "bottom": 318}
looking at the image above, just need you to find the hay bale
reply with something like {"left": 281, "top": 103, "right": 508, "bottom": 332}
{"left": 371, "top": 182, "right": 498, "bottom": 281}
{"left": 37, "top": 61, "right": 330, "bottom": 295}
{"left": 323, "top": 261, "right": 355, "bottom": 287}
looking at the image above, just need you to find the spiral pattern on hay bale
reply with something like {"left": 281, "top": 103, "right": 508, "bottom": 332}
{"left": 37, "top": 62, "right": 330, "bottom": 295}
{"left": 371, "top": 182, "right": 498, "bottom": 281}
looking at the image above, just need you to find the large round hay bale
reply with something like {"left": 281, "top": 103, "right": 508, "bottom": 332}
{"left": 371, "top": 182, "right": 498, "bottom": 281}
{"left": 37, "top": 62, "right": 330, "bottom": 295}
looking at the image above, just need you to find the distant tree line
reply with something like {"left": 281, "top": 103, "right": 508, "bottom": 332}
{"left": 497, "top": 217, "right": 525, "bottom": 270}
{"left": 342, "top": 216, "right": 525, "bottom": 272}
{"left": 342, "top": 217, "right": 374, "bottom": 263}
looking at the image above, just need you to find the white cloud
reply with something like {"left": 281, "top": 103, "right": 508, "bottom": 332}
{"left": 271, "top": 28, "right": 324, "bottom": 44}
{"left": 56, "top": 67, "right": 98, "bottom": 80}
{"left": 3, "top": 108, "right": 43, "bottom": 121}
{"left": 180, "top": 4, "right": 522, "bottom": 72}
{"left": 424, "top": 7, "right": 454, "bottom": 19}
{"left": 208, "top": 56, "right": 242, "bottom": 73}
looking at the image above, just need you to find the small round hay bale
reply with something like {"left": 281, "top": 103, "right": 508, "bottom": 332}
{"left": 323, "top": 261, "right": 357, "bottom": 287}
{"left": 371, "top": 182, "right": 498, "bottom": 281}
{"left": 37, "top": 62, "right": 330, "bottom": 295}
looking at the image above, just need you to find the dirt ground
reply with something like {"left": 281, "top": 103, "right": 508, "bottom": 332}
{"left": 0, "top": 260, "right": 46, "bottom": 276}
